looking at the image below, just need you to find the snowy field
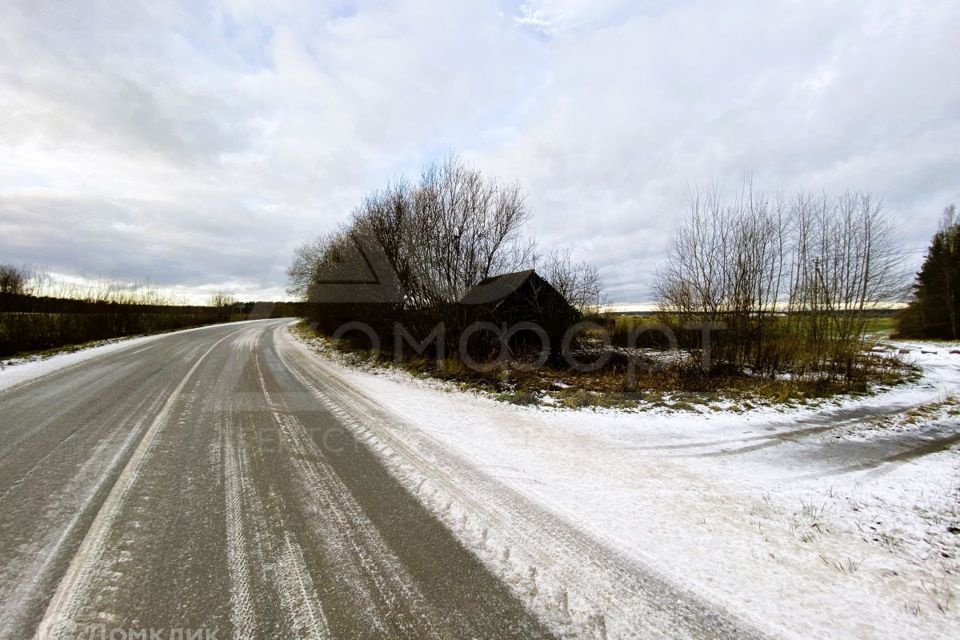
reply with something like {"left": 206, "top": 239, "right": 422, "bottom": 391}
{"left": 290, "top": 330, "right": 960, "bottom": 639}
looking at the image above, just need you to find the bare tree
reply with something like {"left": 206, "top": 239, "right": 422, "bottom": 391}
{"left": 541, "top": 248, "right": 604, "bottom": 314}
{"left": 405, "top": 155, "right": 534, "bottom": 308}
{"left": 291, "top": 155, "right": 536, "bottom": 311}
{"left": 656, "top": 186, "right": 788, "bottom": 370}
{"left": 349, "top": 180, "right": 416, "bottom": 303}
{"left": 785, "top": 192, "right": 906, "bottom": 373}
{"left": 287, "top": 234, "right": 336, "bottom": 298}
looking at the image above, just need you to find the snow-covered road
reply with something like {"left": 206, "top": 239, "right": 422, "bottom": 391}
{"left": 0, "top": 321, "right": 550, "bottom": 640}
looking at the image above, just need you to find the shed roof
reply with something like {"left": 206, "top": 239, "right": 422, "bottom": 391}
{"left": 460, "top": 269, "right": 537, "bottom": 305}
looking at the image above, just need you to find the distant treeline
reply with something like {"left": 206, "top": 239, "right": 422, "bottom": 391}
{"left": 0, "top": 293, "right": 312, "bottom": 358}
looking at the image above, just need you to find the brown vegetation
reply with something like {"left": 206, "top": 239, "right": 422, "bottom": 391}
{"left": 297, "top": 321, "right": 912, "bottom": 411}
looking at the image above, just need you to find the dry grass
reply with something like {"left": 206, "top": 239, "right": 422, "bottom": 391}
{"left": 920, "top": 577, "right": 955, "bottom": 613}
{"left": 298, "top": 322, "right": 915, "bottom": 411}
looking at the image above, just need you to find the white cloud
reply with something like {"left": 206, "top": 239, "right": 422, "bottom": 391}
{"left": 477, "top": 0, "right": 960, "bottom": 300}
{"left": 515, "top": 0, "right": 645, "bottom": 34}
{"left": 0, "top": 0, "right": 957, "bottom": 302}
{"left": 0, "top": 0, "right": 542, "bottom": 298}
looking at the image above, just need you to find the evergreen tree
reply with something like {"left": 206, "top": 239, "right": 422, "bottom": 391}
{"left": 898, "top": 205, "right": 960, "bottom": 338}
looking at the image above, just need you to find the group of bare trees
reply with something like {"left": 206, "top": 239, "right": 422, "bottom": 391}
{"left": 291, "top": 158, "right": 904, "bottom": 379}
{"left": 657, "top": 188, "right": 904, "bottom": 378}
{"left": 288, "top": 156, "right": 603, "bottom": 318}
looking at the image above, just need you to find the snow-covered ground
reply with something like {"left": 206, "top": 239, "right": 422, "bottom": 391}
{"left": 291, "top": 329, "right": 960, "bottom": 639}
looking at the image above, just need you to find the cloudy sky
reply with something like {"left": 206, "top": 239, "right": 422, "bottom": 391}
{"left": 1, "top": 0, "right": 957, "bottom": 302}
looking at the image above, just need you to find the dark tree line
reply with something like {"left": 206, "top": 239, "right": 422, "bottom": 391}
{"left": 897, "top": 205, "right": 960, "bottom": 339}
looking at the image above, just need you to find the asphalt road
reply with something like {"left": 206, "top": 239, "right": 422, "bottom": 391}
{"left": 0, "top": 320, "right": 551, "bottom": 640}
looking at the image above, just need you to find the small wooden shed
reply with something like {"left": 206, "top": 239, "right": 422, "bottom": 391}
{"left": 460, "top": 269, "right": 580, "bottom": 355}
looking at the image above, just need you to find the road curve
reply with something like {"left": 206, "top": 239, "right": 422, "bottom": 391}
{"left": 0, "top": 320, "right": 550, "bottom": 639}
